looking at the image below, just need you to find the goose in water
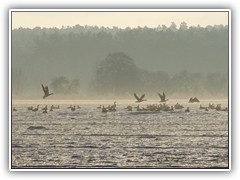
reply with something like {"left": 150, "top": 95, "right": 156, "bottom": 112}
{"left": 97, "top": 105, "right": 102, "bottom": 109}
{"left": 42, "top": 105, "right": 48, "bottom": 111}
{"left": 71, "top": 106, "right": 76, "bottom": 111}
{"left": 42, "top": 84, "right": 53, "bottom": 99}
{"left": 158, "top": 92, "right": 168, "bottom": 102}
{"left": 67, "top": 105, "right": 72, "bottom": 109}
{"left": 185, "top": 107, "right": 190, "bottom": 112}
{"left": 27, "top": 106, "right": 33, "bottom": 111}
{"left": 32, "top": 105, "right": 39, "bottom": 112}
{"left": 102, "top": 106, "right": 108, "bottom": 113}
{"left": 134, "top": 93, "right": 147, "bottom": 103}
{"left": 52, "top": 105, "right": 60, "bottom": 109}
{"left": 174, "top": 103, "right": 184, "bottom": 109}
{"left": 200, "top": 105, "right": 208, "bottom": 110}
{"left": 43, "top": 109, "right": 48, "bottom": 113}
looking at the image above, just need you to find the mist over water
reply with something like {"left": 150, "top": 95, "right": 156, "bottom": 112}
{"left": 12, "top": 24, "right": 228, "bottom": 99}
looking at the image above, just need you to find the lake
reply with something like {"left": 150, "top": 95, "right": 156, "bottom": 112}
{"left": 11, "top": 99, "right": 229, "bottom": 169}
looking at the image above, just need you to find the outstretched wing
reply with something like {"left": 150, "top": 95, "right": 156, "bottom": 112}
{"left": 134, "top": 93, "right": 140, "bottom": 101}
{"left": 42, "top": 84, "right": 46, "bottom": 94}
{"left": 163, "top": 92, "right": 166, "bottom": 99}
{"left": 158, "top": 93, "right": 163, "bottom": 100}
{"left": 45, "top": 86, "right": 49, "bottom": 94}
{"left": 140, "top": 94, "right": 145, "bottom": 101}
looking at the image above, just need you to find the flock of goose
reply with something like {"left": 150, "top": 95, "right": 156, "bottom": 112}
{"left": 12, "top": 92, "right": 228, "bottom": 114}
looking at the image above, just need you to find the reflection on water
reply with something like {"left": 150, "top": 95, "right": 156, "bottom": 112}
{"left": 11, "top": 99, "right": 229, "bottom": 169}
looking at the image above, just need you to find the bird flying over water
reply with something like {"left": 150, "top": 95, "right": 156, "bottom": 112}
{"left": 158, "top": 92, "right": 168, "bottom": 102}
{"left": 134, "top": 93, "right": 147, "bottom": 103}
{"left": 42, "top": 84, "right": 53, "bottom": 99}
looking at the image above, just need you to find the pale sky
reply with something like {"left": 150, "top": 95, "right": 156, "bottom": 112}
{"left": 12, "top": 11, "right": 228, "bottom": 29}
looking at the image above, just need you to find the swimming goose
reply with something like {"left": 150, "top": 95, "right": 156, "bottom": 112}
{"left": 102, "top": 106, "right": 108, "bottom": 113}
{"left": 185, "top": 107, "right": 190, "bottom": 112}
{"left": 71, "top": 106, "right": 76, "bottom": 111}
{"left": 27, "top": 106, "right": 33, "bottom": 111}
{"left": 42, "top": 105, "right": 48, "bottom": 111}
{"left": 32, "top": 105, "right": 39, "bottom": 112}
{"left": 134, "top": 93, "right": 147, "bottom": 103}
{"left": 42, "top": 84, "right": 54, "bottom": 99}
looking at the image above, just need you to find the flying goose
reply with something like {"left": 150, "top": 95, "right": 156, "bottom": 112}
{"left": 158, "top": 92, "right": 168, "bottom": 102}
{"left": 189, "top": 97, "right": 200, "bottom": 103}
{"left": 42, "top": 84, "right": 53, "bottom": 99}
{"left": 134, "top": 93, "right": 147, "bottom": 103}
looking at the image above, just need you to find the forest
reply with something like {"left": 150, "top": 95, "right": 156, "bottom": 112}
{"left": 12, "top": 22, "right": 228, "bottom": 99}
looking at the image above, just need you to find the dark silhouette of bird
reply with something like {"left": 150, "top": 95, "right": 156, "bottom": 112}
{"left": 42, "top": 84, "right": 53, "bottom": 99}
{"left": 158, "top": 92, "right": 168, "bottom": 102}
{"left": 134, "top": 93, "right": 147, "bottom": 103}
{"left": 32, "top": 105, "right": 39, "bottom": 112}
{"left": 189, "top": 97, "right": 200, "bottom": 103}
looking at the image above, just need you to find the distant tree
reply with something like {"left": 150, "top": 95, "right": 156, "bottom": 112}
{"left": 179, "top": 21, "right": 188, "bottom": 31}
{"left": 204, "top": 72, "right": 228, "bottom": 97}
{"left": 68, "top": 79, "right": 80, "bottom": 94}
{"left": 50, "top": 77, "right": 80, "bottom": 95}
{"left": 169, "top": 22, "right": 178, "bottom": 32}
{"left": 50, "top": 77, "right": 70, "bottom": 94}
{"left": 91, "top": 52, "right": 141, "bottom": 95}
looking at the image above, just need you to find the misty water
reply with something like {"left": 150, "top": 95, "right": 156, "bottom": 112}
{"left": 11, "top": 99, "right": 228, "bottom": 169}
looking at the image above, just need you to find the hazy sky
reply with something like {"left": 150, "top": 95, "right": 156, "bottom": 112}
{"left": 12, "top": 11, "right": 228, "bottom": 29}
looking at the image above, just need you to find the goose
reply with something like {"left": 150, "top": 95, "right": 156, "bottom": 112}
{"left": 111, "top": 101, "right": 116, "bottom": 109}
{"left": 42, "top": 84, "right": 54, "bottom": 99}
{"left": 200, "top": 105, "right": 208, "bottom": 110}
{"left": 76, "top": 105, "right": 81, "bottom": 109}
{"left": 208, "top": 103, "right": 215, "bottom": 109}
{"left": 174, "top": 103, "right": 184, "bottom": 109}
{"left": 13, "top": 107, "right": 17, "bottom": 111}
{"left": 27, "top": 106, "right": 33, "bottom": 111}
{"left": 42, "top": 105, "right": 48, "bottom": 111}
{"left": 222, "top": 107, "right": 228, "bottom": 111}
{"left": 71, "top": 106, "right": 76, "bottom": 111}
{"left": 49, "top": 106, "right": 53, "bottom": 111}
{"left": 134, "top": 93, "right": 147, "bottom": 103}
{"left": 185, "top": 107, "right": 190, "bottom": 112}
{"left": 125, "top": 105, "right": 132, "bottom": 111}
{"left": 32, "top": 105, "right": 39, "bottom": 112}
{"left": 43, "top": 109, "right": 48, "bottom": 113}
{"left": 158, "top": 92, "right": 168, "bottom": 102}
{"left": 67, "top": 105, "right": 72, "bottom": 109}
{"left": 97, "top": 105, "right": 102, "bottom": 109}
{"left": 102, "top": 106, "right": 108, "bottom": 113}
{"left": 216, "top": 104, "right": 222, "bottom": 111}
{"left": 52, "top": 105, "right": 60, "bottom": 109}
{"left": 189, "top": 97, "right": 200, "bottom": 103}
